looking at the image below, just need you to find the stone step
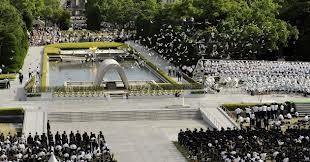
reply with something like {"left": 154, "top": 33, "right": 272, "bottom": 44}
{"left": 48, "top": 109, "right": 202, "bottom": 122}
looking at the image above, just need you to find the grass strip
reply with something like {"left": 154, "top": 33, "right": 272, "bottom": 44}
{"left": 0, "top": 74, "right": 17, "bottom": 80}
{"left": 173, "top": 141, "right": 191, "bottom": 162}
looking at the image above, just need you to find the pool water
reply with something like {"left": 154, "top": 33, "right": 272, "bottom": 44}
{"left": 48, "top": 61, "right": 162, "bottom": 86}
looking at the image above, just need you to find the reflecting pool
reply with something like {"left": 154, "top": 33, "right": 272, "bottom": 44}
{"left": 48, "top": 61, "right": 162, "bottom": 86}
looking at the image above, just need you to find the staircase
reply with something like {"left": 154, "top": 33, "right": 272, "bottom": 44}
{"left": 200, "top": 107, "right": 238, "bottom": 129}
{"left": 295, "top": 103, "right": 310, "bottom": 117}
{"left": 48, "top": 108, "right": 202, "bottom": 122}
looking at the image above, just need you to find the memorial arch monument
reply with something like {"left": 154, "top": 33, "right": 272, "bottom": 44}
{"left": 94, "top": 59, "right": 129, "bottom": 89}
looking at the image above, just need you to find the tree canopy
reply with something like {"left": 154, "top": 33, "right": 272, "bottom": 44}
{"left": 0, "top": 0, "right": 28, "bottom": 73}
{"left": 85, "top": 0, "right": 304, "bottom": 63}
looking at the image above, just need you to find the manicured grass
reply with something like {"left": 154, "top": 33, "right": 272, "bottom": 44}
{"left": 290, "top": 99, "right": 310, "bottom": 103}
{"left": 173, "top": 141, "right": 191, "bottom": 162}
{"left": 0, "top": 108, "right": 24, "bottom": 116}
{"left": 41, "top": 47, "right": 49, "bottom": 91}
{"left": 0, "top": 74, "right": 17, "bottom": 80}
{"left": 47, "top": 42, "right": 128, "bottom": 49}
{"left": 44, "top": 46, "right": 60, "bottom": 55}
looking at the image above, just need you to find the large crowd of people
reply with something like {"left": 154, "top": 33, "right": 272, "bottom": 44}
{"left": 29, "top": 27, "right": 133, "bottom": 46}
{"left": 0, "top": 130, "right": 116, "bottom": 162}
{"left": 178, "top": 127, "right": 310, "bottom": 162}
{"left": 196, "top": 59, "right": 310, "bottom": 95}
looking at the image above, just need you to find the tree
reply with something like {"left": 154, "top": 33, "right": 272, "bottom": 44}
{"left": 85, "top": 0, "right": 102, "bottom": 30}
{"left": 0, "top": 0, "right": 28, "bottom": 73}
{"left": 278, "top": 0, "right": 310, "bottom": 61}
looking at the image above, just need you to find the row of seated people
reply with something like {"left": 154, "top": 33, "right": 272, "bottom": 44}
{"left": 197, "top": 59, "right": 310, "bottom": 95}
{"left": 178, "top": 127, "right": 310, "bottom": 162}
{"left": 0, "top": 131, "right": 116, "bottom": 162}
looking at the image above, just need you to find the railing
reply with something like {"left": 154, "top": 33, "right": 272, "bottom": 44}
{"left": 199, "top": 103, "right": 221, "bottom": 130}
{"left": 65, "top": 80, "right": 152, "bottom": 86}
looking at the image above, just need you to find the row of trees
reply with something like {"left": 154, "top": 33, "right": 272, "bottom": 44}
{"left": 86, "top": 0, "right": 310, "bottom": 64}
{"left": 0, "top": 0, "right": 70, "bottom": 73}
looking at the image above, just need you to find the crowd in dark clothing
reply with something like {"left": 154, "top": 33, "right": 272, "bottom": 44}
{"left": 178, "top": 127, "right": 310, "bottom": 162}
{"left": 0, "top": 130, "right": 116, "bottom": 162}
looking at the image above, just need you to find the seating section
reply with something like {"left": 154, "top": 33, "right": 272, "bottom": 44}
{"left": 0, "top": 131, "right": 116, "bottom": 162}
{"left": 178, "top": 127, "right": 310, "bottom": 161}
{"left": 195, "top": 59, "right": 310, "bottom": 95}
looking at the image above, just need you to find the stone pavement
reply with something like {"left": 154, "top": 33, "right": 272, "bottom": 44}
{"left": 51, "top": 120, "right": 208, "bottom": 162}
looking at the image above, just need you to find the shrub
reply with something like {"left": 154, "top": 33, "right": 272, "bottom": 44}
{"left": 0, "top": 108, "right": 24, "bottom": 116}
{"left": 222, "top": 103, "right": 276, "bottom": 111}
{"left": 222, "top": 103, "right": 260, "bottom": 111}
{"left": 26, "top": 93, "right": 41, "bottom": 97}
{"left": 0, "top": 74, "right": 16, "bottom": 80}
{"left": 191, "top": 90, "right": 205, "bottom": 94}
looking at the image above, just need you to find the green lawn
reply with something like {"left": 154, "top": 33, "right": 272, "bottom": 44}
{"left": 173, "top": 141, "right": 191, "bottom": 162}
{"left": 47, "top": 42, "right": 127, "bottom": 49}
{"left": 290, "top": 99, "right": 310, "bottom": 103}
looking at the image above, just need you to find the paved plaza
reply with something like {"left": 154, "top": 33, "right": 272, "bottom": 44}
{"left": 51, "top": 120, "right": 207, "bottom": 162}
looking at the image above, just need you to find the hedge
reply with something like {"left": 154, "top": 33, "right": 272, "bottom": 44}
{"left": 0, "top": 74, "right": 16, "bottom": 80}
{"left": 128, "top": 83, "right": 203, "bottom": 91}
{"left": 222, "top": 103, "right": 258, "bottom": 111}
{"left": 222, "top": 103, "right": 287, "bottom": 111}
{"left": 0, "top": 108, "right": 24, "bottom": 116}
{"left": 47, "top": 42, "right": 127, "bottom": 49}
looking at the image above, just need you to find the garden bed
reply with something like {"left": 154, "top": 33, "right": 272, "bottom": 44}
{"left": 0, "top": 74, "right": 16, "bottom": 80}
{"left": 0, "top": 108, "right": 24, "bottom": 123}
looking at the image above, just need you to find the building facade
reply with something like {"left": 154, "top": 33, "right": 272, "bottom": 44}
{"left": 60, "top": 0, "right": 87, "bottom": 16}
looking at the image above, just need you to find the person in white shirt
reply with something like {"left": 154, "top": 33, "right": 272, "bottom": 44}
{"left": 287, "top": 113, "right": 292, "bottom": 119}
{"left": 304, "top": 115, "right": 309, "bottom": 122}
{"left": 245, "top": 107, "right": 251, "bottom": 117}
{"left": 235, "top": 108, "right": 242, "bottom": 118}
{"left": 280, "top": 105, "right": 285, "bottom": 115}
{"left": 295, "top": 111, "right": 299, "bottom": 118}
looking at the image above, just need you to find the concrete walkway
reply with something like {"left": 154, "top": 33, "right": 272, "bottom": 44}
{"left": 0, "top": 46, "right": 43, "bottom": 103}
{"left": 51, "top": 120, "right": 208, "bottom": 162}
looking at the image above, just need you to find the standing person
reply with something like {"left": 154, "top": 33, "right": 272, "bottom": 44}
{"left": 235, "top": 107, "right": 242, "bottom": 118}
{"left": 168, "top": 66, "right": 172, "bottom": 76}
{"left": 47, "top": 120, "right": 50, "bottom": 132}
{"left": 36, "top": 66, "right": 40, "bottom": 79}
{"left": 5, "top": 78, "right": 10, "bottom": 89}
{"left": 19, "top": 74, "right": 23, "bottom": 84}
